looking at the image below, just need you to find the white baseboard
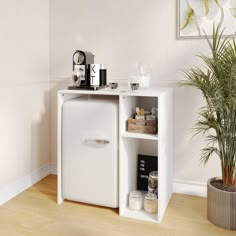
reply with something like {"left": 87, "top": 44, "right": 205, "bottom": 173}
{"left": 0, "top": 163, "right": 58, "bottom": 206}
{"left": 0, "top": 163, "right": 207, "bottom": 206}
{"left": 49, "top": 162, "right": 57, "bottom": 175}
{"left": 48, "top": 164, "right": 207, "bottom": 198}
{"left": 173, "top": 179, "right": 207, "bottom": 197}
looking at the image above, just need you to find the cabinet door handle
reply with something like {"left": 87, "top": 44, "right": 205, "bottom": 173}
{"left": 85, "top": 139, "right": 110, "bottom": 144}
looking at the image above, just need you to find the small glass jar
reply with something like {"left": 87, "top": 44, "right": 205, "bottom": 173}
{"left": 144, "top": 193, "right": 158, "bottom": 214}
{"left": 128, "top": 191, "right": 142, "bottom": 211}
{"left": 148, "top": 171, "right": 158, "bottom": 196}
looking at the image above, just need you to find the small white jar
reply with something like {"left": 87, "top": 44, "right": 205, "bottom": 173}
{"left": 128, "top": 191, "right": 142, "bottom": 211}
{"left": 144, "top": 193, "right": 157, "bottom": 214}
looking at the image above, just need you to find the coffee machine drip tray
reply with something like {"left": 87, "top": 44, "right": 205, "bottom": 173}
{"left": 68, "top": 85, "right": 108, "bottom": 91}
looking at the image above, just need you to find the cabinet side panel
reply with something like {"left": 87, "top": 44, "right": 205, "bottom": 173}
{"left": 119, "top": 138, "right": 139, "bottom": 215}
{"left": 119, "top": 96, "right": 139, "bottom": 215}
{"left": 119, "top": 96, "right": 137, "bottom": 134}
{"left": 158, "top": 90, "right": 173, "bottom": 222}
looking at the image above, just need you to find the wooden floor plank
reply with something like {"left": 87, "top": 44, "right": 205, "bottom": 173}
{"left": 0, "top": 175, "right": 235, "bottom": 236}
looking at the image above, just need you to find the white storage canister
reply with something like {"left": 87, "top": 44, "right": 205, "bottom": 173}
{"left": 144, "top": 193, "right": 157, "bottom": 214}
{"left": 128, "top": 191, "right": 142, "bottom": 211}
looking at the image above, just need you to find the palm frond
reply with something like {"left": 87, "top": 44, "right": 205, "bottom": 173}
{"left": 200, "top": 147, "right": 220, "bottom": 165}
{"left": 178, "top": 24, "right": 236, "bottom": 185}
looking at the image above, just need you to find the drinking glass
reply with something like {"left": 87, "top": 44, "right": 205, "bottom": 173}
{"left": 129, "top": 63, "right": 151, "bottom": 89}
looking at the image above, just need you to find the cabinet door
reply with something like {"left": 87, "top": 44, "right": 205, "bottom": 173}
{"left": 62, "top": 97, "right": 119, "bottom": 208}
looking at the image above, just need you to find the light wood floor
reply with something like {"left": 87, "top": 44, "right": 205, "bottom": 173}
{"left": 0, "top": 175, "right": 235, "bottom": 236}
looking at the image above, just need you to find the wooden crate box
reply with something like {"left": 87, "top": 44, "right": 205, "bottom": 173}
{"left": 127, "top": 118, "right": 157, "bottom": 134}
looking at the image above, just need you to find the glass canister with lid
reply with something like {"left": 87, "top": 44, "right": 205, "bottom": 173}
{"left": 148, "top": 171, "right": 158, "bottom": 196}
{"left": 128, "top": 191, "right": 143, "bottom": 211}
{"left": 144, "top": 193, "right": 158, "bottom": 214}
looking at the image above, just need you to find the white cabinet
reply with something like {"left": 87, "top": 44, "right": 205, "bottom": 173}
{"left": 57, "top": 87, "right": 173, "bottom": 223}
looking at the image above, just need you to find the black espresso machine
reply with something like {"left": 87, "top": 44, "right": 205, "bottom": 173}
{"left": 69, "top": 50, "right": 107, "bottom": 90}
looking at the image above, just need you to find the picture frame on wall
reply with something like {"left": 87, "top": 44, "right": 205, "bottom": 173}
{"left": 177, "top": 0, "right": 236, "bottom": 39}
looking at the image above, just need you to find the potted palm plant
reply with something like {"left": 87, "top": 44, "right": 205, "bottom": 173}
{"left": 179, "top": 25, "right": 236, "bottom": 231}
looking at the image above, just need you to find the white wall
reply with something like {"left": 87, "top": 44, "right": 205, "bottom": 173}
{"left": 0, "top": 0, "right": 50, "bottom": 195}
{"left": 49, "top": 0, "right": 221, "bottom": 189}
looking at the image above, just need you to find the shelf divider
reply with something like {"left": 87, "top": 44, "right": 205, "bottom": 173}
{"left": 121, "top": 131, "right": 158, "bottom": 141}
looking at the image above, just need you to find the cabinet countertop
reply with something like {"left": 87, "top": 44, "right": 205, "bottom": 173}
{"left": 59, "top": 87, "right": 172, "bottom": 97}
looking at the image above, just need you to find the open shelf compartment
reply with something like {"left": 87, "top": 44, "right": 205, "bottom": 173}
{"left": 119, "top": 92, "right": 173, "bottom": 223}
{"left": 119, "top": 138, "right": 159, "bottom": 222}
{"left": 119, "top": 95, "right": 158, "bottom": 138}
